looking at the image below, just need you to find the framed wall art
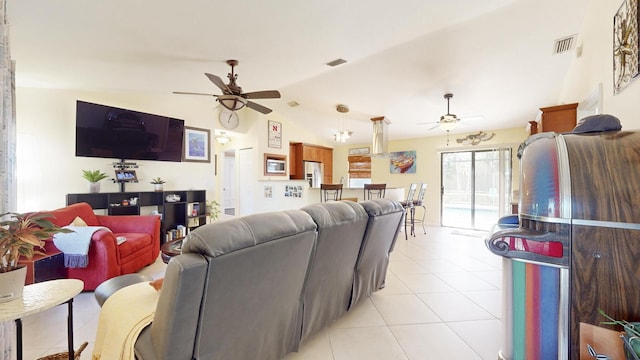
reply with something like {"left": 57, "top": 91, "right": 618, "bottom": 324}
{"left": 183, "top": 126, "right": 211, "bottom": 163}
{"left": 114, "top": 169, "right": 137, "bottom": 181}
{"left": 613, "top": 0, "right": 639, "bottom": 94}
{"left": 349, "top": 147, "right": 370, "bottom": 155}
{"left": 268, "top": 120, "right": 282, "bottom": 148}
{"left": 389, "top": 150, "right": 416, "bottom": 174}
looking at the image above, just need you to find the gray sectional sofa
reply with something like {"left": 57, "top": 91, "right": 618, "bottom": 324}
{"left": 133, "top": 198, "right": 404, "bottom": 360}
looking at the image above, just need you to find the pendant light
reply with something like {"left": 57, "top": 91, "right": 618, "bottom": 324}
{"left": 333, "top": 104, "right": 352, "bottom": 142}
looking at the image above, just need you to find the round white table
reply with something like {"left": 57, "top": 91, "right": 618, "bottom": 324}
{"left": 0, "top": 278, "right": 84, "bottom": 360}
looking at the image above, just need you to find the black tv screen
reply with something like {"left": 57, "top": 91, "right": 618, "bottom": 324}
{"left": 75, "top": 101, "right": 185, "bottom": 162}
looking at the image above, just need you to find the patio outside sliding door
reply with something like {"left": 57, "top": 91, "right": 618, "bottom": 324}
{"left": 440, "top": 148, "right": 512, "bottom": 230}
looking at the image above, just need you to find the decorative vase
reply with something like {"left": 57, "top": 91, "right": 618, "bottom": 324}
{"left": 0, "top": 266, "right": 27, "bottom": 303}
{"left": 154, "top": 184, "right": 163, "bottom": 192}
{"left": 89, "top": 182, "right": 100, "bottom": 193}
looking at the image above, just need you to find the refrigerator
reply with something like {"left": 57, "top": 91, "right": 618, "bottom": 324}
{"left": 486, "top": 130, "right": 640, "bottom": 360}
{"left": 304, "top": 161, "right": 323, "bottom": 188}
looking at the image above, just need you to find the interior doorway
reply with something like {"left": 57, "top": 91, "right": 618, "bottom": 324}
{"left": 238, "top": 148, "right": 254, "bottom": 215}
{"left": 222, "top": 149, "right": 236, "bottom": 215}
{"left": 440, "top": 148, "right": 512, "bottom": 230}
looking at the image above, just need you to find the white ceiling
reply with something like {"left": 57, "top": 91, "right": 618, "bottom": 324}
{"left": 7, "top": 0, "right": 589, "bottom": 143}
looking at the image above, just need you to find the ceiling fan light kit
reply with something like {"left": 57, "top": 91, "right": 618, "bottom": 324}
{"left": 439, "top": 93, "right": 458, "bottom": 132}
{"left": 218, "top": 94, "right": 247, "bottom": 112}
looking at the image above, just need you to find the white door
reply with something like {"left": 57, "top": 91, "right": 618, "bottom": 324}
{"left": 238, "top": 147, "right": 254, "bottom": 215}
{"left": 223, "top": 150, "right": 236, "bottom": 215}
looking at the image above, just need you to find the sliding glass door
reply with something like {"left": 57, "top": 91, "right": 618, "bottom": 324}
{"left": 441, "top": 148, "right": 512, "bottom": 230}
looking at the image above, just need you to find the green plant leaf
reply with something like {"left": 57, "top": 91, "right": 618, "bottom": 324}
{"left": 82, "top": 169, "right": 108, "bottom": 182}
{"left": 0, "top": 212, "right": 72, "bottom": 272}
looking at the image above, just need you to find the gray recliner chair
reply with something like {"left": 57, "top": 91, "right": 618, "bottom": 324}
{"left": 134, "top": 210, "right": 318, "bottom": 360}
{"left": 299, "top": 200, "right": 369, "bottom": 343}
{"left": 350, "top": 199, "right": 405, "bottom": 308}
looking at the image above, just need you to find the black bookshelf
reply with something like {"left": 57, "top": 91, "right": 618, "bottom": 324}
{"left": 66, "top": 189, "right": 207, "bottom": 244}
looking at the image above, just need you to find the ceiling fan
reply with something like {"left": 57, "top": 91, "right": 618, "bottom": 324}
{"left": 418, "top": 93, "right": 482, "bottom": 132}
{"left": 173, "top": 60, "right": 281, "bottom": 114}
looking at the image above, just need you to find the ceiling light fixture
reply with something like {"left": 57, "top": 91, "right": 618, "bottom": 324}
{"left": 216, "top": 131, "right": 230, "bottom": 145}
{"left": 439, "top": 115, "right": 458, "bottom": 132}
{"left": 333, "top": 104, "right": 352, "bottom": 143}
{"left": 439, "top": 94, "right": 458, "bottom": 132}
{"left": 371, "top": 116, "right": 390, "bottom": 157}
{"left": 217, "top": 94, "right": 247, "bottom": 112}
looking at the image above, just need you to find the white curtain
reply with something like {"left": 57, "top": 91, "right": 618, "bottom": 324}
{"left": 0, "top": 0, "right": 17, "bottom": 358}
{"left": 0, "top": 0, "right": 15, "bottom": 213}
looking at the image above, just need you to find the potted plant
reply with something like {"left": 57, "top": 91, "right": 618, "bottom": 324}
{"left": 151, "top": 177, "right": 166, "bottom": 192}
{"left": 598, "top": 308, "right": 640, "bottom": 359}
{"left": 206, "top": 200, "right": 221, "bottom": 222}
{"left": 0, "top": 212, "right": 72, "bottom": 302}
{"left": 82, "top": 169, "right": 109, "bottom": 193}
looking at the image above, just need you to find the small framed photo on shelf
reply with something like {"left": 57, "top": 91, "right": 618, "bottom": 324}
{"left": 114, "top": 169, "right": 138, "bottom": 181}
{"left": 192, "top": 203, "right": 200, "bottom": 216}
{"left": 183, "top": 126, "right": 211, "bottom": 163}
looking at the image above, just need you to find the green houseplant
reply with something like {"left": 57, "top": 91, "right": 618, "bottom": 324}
{"left": 82, "top": 169, "right": 109, "bottom": 193}
{"left": 206, "top": 200, "right": 221, "bottom": 222}
{"left": 151, "top": 177, "right": 166, "bottom": 192}
{"left": 598, "top": 308, "right": 640, "bottom": 359}
{"left": 0, "top": 212, "right": 72, "bottom": 302}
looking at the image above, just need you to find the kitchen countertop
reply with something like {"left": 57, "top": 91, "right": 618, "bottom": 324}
{"left": 309, "top": 187, "right": 405, "bottom": 202}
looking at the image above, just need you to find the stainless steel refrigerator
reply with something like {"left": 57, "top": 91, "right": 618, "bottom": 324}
{"left": 304, "top": 161, "right": 323, "bottom": 188}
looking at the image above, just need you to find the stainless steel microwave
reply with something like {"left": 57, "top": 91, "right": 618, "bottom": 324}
{"left": 266, "top": 158, "right": 286, "bottom": 173}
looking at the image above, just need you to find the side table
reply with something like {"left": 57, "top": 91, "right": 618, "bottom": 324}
{"left": 19, "top": 251, "right": 65, "bottom": 284}
{"left": 161, "top": 237, "right": 184, "bottom": 264}
{"left": 0, "top": 278, "right": 84, "bottom": 360}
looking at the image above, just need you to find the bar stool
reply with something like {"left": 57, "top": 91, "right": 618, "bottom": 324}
{"left": 364, "top": 183, "right": 386, "bottom": 200}
{"left": 412, "top": 183, "right": 427, "bottom": 235}
{"left": 399, "top": 183, "right": 418, "bottom": 239}
{"left": 320, "top": 183, "right": 343, "bottom": 202}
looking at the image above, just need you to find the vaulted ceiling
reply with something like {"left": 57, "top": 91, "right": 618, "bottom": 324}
{"left": 7, "top": 0, "right": 589, "bottom": 143}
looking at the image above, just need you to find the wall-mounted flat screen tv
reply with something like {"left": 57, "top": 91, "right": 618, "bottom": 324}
{"left": 75, "top": 100, "right": 185, "bottom": 162}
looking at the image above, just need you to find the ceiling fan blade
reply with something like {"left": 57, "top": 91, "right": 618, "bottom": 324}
{"left": 204, "top": 73, "right": 230, "bottom": 93}
{"left": 243, "top": 90, "right": 281, "bottom": 99}
{"left": 427, "top": 124, "right": 441, "bottom": 131}
{"left": 246, "top": 101, "right": 272, "bottom": 114}
{"left": 173, "top": 91, "right": 216, "bottom": 96}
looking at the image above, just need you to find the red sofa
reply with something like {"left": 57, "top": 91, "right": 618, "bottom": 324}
{"left": 41, "top": 202, "right": 161, "bottom": 291}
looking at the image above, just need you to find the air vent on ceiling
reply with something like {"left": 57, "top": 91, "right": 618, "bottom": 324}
{"left": 553, "top": 34, "right": 577, "bottom": 55}
{"left": 326, "top": 58, "right": 347, "bottom": 67}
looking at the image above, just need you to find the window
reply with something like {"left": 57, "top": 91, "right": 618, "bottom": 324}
{"left": 348, "top": 155, "right": 371, "bottom": 187}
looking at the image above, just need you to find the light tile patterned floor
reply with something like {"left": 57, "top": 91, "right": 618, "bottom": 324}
{"left": 16, "top": 226, "right": 502, "bottom": 359}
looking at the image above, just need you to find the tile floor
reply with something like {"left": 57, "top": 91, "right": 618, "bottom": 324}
{"left": 17, "top": 226, "right": 503, "bottom": 360}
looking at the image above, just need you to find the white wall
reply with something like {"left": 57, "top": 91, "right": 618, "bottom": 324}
{"left": 16, "top": 87, "right": 219, "bottom": 212}
{"left": 15, "top": 86, "right": 330, "bottom": 213}
{"left": 560, "top": 0, "right": 640, "bottom": 128}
